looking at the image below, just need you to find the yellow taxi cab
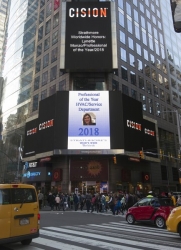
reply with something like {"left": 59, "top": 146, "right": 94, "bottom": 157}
{"left": 166, "top": 206, "right": 181, "bottom": 237}
{"left": 0, "top": 183, "right": 40, "bottom": 246}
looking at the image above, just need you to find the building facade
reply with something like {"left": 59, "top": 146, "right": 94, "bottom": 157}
{"left": 0, "top": 0, "right": 181, "bottom": 195}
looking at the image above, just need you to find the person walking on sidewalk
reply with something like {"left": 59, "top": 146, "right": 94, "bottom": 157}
{"left": 38, "top": 190, "right": 44, "bottom": 210}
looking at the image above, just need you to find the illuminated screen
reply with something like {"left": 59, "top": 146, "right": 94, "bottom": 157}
{"left": 65, "top": 2, "right": 112, "bottom": 71}
{"left": 68, "top": 91, "right": 110, "bottom": 149}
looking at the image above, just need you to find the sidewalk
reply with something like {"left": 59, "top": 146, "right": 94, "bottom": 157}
{"left": 40, "top": 206, "right": 126, "bottom": 217}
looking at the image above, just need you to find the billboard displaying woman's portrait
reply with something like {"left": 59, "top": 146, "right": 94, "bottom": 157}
{"left": 68, "top": 91, "right": 110, "bottom": 149}
{"left": 82, "top": 113, "right": 96, "bottom": 126}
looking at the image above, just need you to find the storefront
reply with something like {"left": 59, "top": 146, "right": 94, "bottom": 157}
{"left": 22, "top": 166, "right": 52, "bottom": 193}
{"left": 70, "top": 157, "right": 109, "bottom": 194}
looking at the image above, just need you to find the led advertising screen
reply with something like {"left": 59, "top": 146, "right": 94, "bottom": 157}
{"left": 64, "top": 2, "right": 113, "bottom": 71}
{"left": 68, "top": 91, "right": 110, "bottom": 149}
{"left": 23, "top": 119, "right": 38, "bottom": 157}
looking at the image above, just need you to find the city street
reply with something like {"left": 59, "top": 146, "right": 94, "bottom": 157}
{"left": 2, "top": 209, "right": 181, "bottom": 250}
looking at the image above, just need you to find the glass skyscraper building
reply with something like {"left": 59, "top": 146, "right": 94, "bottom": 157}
{"left": 0, "top": 0, "right": 181, "bottom": 194}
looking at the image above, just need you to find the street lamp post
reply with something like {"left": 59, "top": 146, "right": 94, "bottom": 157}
{"left": 17, "top": 134, "right": 23, "bottom": 182}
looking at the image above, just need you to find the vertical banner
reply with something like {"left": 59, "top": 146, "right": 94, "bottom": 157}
{"left": 68, "top": 91, "right": 110, "bottom": 149}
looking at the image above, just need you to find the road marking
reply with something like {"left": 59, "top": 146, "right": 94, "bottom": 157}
{"left": 40, "top": 229, "right": 142, "bottom": 250}
{"left": 42, "top": 227, "right": 181, "bottom": 250}
{"left": 33, "top": 237, "right": 91, "bottom": 250}
{"left": 89, "top": 223, "right": 177, "bottom": 237}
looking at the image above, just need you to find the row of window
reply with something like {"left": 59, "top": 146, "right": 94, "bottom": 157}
{"left": 38, "top": 12, "right": 59, "bottom": 39}
{"left": 32, "top": 79, "right": 66, "bottom": 111}
{"left": 35, "top": 65, "right": 57, "bottom": 90}
{"left": 39, "top": 0, "right": 59, "bottom": 24}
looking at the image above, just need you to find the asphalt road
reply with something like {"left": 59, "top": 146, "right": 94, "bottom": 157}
{"left": 2, "top": 210, "right": 181, "bottom": 250}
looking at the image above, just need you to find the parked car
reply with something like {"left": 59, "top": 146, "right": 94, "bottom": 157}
{"left": 166, "top": 206, "right": 181, "bottom": 237}
{"left": 126, "top": 197, "right": 174, "bottom": 228}
{"left": 0, "top": 183, "right": 40, "bottom": 246}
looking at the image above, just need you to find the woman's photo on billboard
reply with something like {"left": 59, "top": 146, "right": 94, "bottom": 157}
{"left": 83, "top": 113, "right": 96, "bottom": 125}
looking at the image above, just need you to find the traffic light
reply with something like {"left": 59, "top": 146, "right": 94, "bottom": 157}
{"left": 113, "top": 156, "right": 117, "bottom": 164}
{"left": 139, "top": 151, "right": 144, "bottom": 159}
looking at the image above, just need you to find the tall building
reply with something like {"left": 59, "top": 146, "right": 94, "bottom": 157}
{"left": 0, "top": 0, "right": 181, "bottom": 195}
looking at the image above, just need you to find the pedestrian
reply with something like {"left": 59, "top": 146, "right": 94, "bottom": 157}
{"left": 38, "top": 190, "right": 44, "bottom": 210}
{"left": 73, "top": 193, "right": 79, "bottom": 211}
{"left": 47, "top": 191, "right": 54, "bottom": 211}
{"left": 168, "top": 192, "right": 176, "bottom": 206}
{"left": 85, "top": 193, "right": 92, "bottom": 212}
{"left": 55, "top": 194, "right": 60, "bottom": 210}
{"left": 69, "top": 194, "right": 74, "bottom": 209}
{"left": 120, "top": 195, "right": 126, "bottom": 214}
{"left": 101, "top": 194, "right": 106, "bottom": 212}
{"left": 176, "top": 195, "right": 181, "bottom": 206}
{"left": 108, "top": 194, "right": 115, "bottom": 215}
{"left": 91, "top": 195, "right": 96, "bottom": 212}
{"left": 114, "top": 197, "right": 121, "bottom": 215}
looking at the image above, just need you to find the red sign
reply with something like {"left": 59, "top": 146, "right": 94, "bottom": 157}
{"left": 52, "top": 169, "right": 62, "bottom": 181}
{"left": 142, "top": 172, "right": 150, "bottom": 183}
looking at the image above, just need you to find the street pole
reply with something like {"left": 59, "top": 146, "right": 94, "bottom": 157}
{"left": 17, "top": 134, "right": 23, "bottom": 182}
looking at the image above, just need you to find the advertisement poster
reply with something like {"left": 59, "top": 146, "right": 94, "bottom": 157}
{"left": 64, "top": 1, "right": 112, "bottom": 71}
{"left": 68, "top": 91, "right": 110, "bottom": 149}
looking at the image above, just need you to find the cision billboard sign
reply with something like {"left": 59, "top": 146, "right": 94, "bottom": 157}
{"left": 23, "top": 91, "right": 157, "bottom": 158}
{"left": 60, "top": 1, "right": 117, "bottom": 72}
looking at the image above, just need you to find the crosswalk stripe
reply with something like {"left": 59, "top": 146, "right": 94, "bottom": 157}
{"left": 40, "top": 229, "right": 141, "bottom": 250}
{"left": 42, "top": 227, "right": 180, "bottom": 250}
{"left": 114, "top": 221, "right": 177, "bottom": 234}
{"left": 33, "top": 237, "right": 91, "bottom": 250}
{"left": 6, "top": 244, "right": 44, "bottom": 250}
{"left": 88, "top": 223, "right": 177, "bottom": 238}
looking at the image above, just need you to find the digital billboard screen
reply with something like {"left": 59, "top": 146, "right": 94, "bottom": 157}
{"left": 64, "top": 2, "right": 113, "bottom": 71}
{"left": 68, "top": 91, "right": 110, "bottom": 149}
